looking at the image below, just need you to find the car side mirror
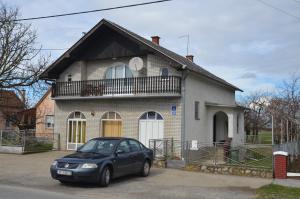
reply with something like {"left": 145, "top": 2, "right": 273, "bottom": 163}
{"left": 116, "top": 149, "right": 125, "bottom": 155}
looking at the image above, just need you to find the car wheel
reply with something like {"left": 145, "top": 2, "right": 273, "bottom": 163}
{"left": 99, "top": 166, "right": 111, "bottom": 187}
{"left": 140, "top": 161, "right": 150, "bottom": 177}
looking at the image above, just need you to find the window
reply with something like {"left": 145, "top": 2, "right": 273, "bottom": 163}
{"left": 67, "top": 74, "right": 72, "bottom": 82}
{"left": 102, "top": 112, "right": 121, "bottom": 120}
{"left": 117, "top": 141, "right": 130, "bottom": 153}
{"left": 45, "top": 115, "right": 54, "bottom": 129}
{"left": 140, "top": 111, "right": 163, "bottom": 120}
{"left": 105, "top": 64, "right": 133, "bottom": 79}
{"left": 5, "top": 118, "right": 11, "bottom": 127}
{"left": 195, "top": 101, "right": 200, "bottom": 120}
{"left": 128, "top": 140, "right": 141, "bottom": 152}
{"left": 160, "top": 68, "right": 169, "bottom": 77}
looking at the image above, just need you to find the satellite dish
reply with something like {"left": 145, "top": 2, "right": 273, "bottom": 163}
{"left": 129, "top": 57, "right": 144, "bottom": 71}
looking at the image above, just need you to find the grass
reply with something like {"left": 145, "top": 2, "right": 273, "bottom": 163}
{"left": 259, "top": 131, "right": 273, "bottom": 144}
{"left": 256, "top": 184, "right": 300, "bottom": 199}
{"left": 24, "top": 142, "right": 53, "bottom": 152}
{"left": 246, "top": 130, "right": 272, "bottom": 144}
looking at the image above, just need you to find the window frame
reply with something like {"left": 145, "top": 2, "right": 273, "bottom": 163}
{"left": 45, "top": 115, "right": 54, "bottom": 129}
{"left": 194, "top": 101, "right": 200, "bottom": 120}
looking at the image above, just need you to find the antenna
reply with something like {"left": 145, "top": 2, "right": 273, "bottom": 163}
{"left": 179, "top": 34, "right": 190, "bottom": 55}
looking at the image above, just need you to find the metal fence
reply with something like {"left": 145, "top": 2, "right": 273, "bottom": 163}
{"left": 0, "top": 129, "right": 60, "bottom": 153}
{"left": 149, "top": 139, "right": 273, "bottom": 169}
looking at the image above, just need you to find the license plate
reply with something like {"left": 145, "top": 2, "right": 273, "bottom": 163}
{"left": 57, "top": 170, "right": 72, "bottom": 176}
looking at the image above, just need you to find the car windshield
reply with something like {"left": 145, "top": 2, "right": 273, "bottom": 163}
{"left": 78, "top": 139, "right": 119, "bottom": 155}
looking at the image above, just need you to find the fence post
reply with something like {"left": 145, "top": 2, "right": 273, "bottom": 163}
{"left": 171, "top": 137, "right": 174, "bottom": 159}
{"left": 214, "top": 142, "right": 217, "bottom": 166}
{"left": 165, "top": 139, "right": 168, "bottom": 159}
{"left": 185, "top": 140, "right": 189, "bottom": 164}
{"left": 22, "top": 131, "right": 26, "bottom": 153}
{"left": 153, "top": 140, "right": 156, "bottom": 159}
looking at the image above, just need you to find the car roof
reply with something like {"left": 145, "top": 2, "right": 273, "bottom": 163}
{"left": 92, "top": 137, "right": 138, "bottom": 141}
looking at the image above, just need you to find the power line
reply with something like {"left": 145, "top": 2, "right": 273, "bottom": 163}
{"left": 15, "top": 0, "right": 172, "bottom": 21}
{"left": 256, "top": 0, "right": 300, "bottom": 21}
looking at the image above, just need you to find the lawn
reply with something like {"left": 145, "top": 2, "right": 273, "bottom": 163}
{"left": 246, "top": 130, "right": 273, "bottom": 144}
{"left": 256, "top": 184, "right": 300, "bottom": 199}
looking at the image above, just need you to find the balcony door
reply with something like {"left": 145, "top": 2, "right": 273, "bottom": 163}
{"left": 105, "top": 64, "right": 133, "bottom": 79}
{"left": 67, "top": 112, "right": 86, "bottom": 150}
{"left": 105, "top": 64, "right": 133, "bottom": 95}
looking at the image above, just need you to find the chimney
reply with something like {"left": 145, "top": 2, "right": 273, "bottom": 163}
{"left": 151, "top": 36, "right": 160, "bottom": 45}
{"left": 186, "top": 55, "right": 194, "bottom": 62}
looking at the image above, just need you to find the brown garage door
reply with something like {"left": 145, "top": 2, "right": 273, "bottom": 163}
{"left": 102, "top": 121, "right": 122, "bottom": 137}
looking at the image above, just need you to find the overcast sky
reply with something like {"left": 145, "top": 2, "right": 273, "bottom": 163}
{"left": 4, "top": 0, "right": 300, "bottom": 98}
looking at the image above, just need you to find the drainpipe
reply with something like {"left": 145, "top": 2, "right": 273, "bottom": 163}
{"left": 181, "top": 66, "right": 189, "bottom": 160}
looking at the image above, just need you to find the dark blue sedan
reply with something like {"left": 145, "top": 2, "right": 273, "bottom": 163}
{"left": 50, "top": 137, "right": 153, "bottom": 186}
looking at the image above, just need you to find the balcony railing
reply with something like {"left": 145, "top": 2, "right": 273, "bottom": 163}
{"left": 51, "top": 76, "right": 181, "bottom": 98}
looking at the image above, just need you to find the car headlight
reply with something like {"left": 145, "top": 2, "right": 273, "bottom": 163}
{"left": 81, "top": 163, "right": 98, "bottom": 169}
{"left": 51, "top": 160, "right": 58, "bottom": 166}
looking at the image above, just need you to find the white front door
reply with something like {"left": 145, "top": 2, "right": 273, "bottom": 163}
{"left": 67, "top": 119, "right": 86, "bottom": 150}
{"left": 139, "top": 112, "right": 164, "bottom": 147}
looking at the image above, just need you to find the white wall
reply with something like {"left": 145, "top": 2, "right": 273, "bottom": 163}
{"left": 57, "top": 54, "right": 181, "bottom": 82}
{"left": 184, "top": 73, "right": 237, "bottom": 142}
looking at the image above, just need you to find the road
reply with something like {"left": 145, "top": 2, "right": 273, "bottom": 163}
{"left": 0, "top": 151, "right": 272, "bottom": 199}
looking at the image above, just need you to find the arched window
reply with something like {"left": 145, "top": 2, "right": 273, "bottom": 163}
{"left": 140, "top": 111, "right": 163, "bottom": 120}
{"left": 101, "top": 112, "right": 121, "bottom": 120}
{"left": 105, "top": 64, "right": 133, "bottom": 79}
{"left": 67, "top": 111, "right": 86, "bottom": 150}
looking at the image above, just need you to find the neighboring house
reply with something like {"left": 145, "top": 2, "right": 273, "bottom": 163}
{"left": 35, "top": 89, "right": 55, "bottom": 135}
{"left": 0, "top": 90, "right": 24, "bottom": 130}
{"left": 18, "top": 108, "right": 36, "bottom": 130}
{"left": 40, "top": 19, "right": 245, "bottom": 151}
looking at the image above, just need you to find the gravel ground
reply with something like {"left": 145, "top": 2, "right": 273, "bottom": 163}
{"left": 0, "top": 151, "right": 272, "bottom": 199}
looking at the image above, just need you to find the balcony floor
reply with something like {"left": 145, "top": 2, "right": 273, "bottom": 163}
{"left": 52, "top": 92, "right": 181, "bottom": 100}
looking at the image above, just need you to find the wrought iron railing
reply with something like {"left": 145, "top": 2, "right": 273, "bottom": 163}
{"left": 51, "top": 76, "right": 181, "bottom": 98}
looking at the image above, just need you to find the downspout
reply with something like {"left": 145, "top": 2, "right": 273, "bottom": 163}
{"left": 180, "top": 65, "right": 188, "bottom": 160}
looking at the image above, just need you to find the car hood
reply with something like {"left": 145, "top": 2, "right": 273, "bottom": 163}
{"left": 61, "top": 152, "right": 110, "bottom": 161}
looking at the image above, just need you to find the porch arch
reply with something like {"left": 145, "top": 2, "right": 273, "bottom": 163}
{"left": 213, "top": 111, "right": 228, "bottom": 143}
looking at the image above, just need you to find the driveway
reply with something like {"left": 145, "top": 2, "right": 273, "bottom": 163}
{"left": 0, "top": 151, "right": 272, "bottom": 199}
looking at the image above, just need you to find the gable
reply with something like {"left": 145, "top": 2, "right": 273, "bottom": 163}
{"left": 40, "top": 19, "right": 241, "bottom": 91}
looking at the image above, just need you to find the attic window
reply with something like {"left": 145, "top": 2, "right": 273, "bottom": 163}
{"left": 160, "top": 68, "right": 169, "bottom": 77}
{"left": 67, "top": 74, "right": 72, "bottom": 82}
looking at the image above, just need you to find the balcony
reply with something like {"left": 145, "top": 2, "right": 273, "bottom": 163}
{"left": 51, "top": 76, "right": 181, "bottom": 99}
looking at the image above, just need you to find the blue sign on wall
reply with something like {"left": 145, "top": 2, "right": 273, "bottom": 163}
{"left": 171, "top": 105, "right": 176, "bottom": 116}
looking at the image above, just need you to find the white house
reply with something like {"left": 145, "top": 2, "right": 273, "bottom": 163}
{"left": 40, "top": 19, "right": 245, "bottom": 151}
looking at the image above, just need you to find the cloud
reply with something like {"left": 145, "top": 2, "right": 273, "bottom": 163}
{"left": 239, "top": 72, "right": 257, "bottom": 79}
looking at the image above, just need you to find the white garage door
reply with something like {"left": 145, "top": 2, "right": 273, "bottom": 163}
{"left": 139, "top": 111, "right": 164, "bottom": 147}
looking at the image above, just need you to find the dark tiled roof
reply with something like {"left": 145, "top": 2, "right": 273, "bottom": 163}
{"left": 41, "top": 19, "right": 242, "bottom": 91}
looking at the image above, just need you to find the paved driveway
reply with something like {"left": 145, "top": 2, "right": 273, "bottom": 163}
{"left": 0, "top": 151, "right": 272, "bottom": 199}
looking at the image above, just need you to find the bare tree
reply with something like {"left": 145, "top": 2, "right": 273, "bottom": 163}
{"left": 241, "top": 91, "right": 270, "bottom": 142}
{"left": 0, "top": 5, "right": 48, "bottom": 96}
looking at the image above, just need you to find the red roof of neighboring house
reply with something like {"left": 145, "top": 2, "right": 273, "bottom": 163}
{"left": 0, "top": 90, "right": 24, "bottom": 108}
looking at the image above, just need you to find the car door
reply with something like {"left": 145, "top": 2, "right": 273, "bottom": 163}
{"left": 114, "top": 140, "right": 132, "bottom": 177}
{"left": 128, "top": 139, "right": 144, "bottom": 173}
